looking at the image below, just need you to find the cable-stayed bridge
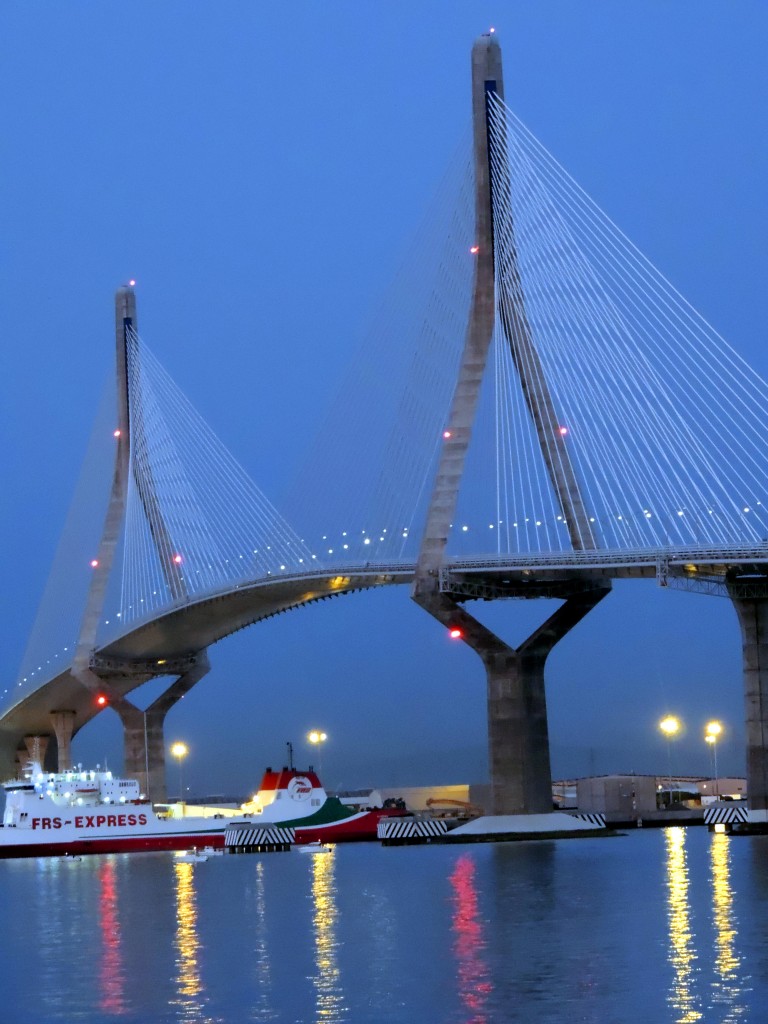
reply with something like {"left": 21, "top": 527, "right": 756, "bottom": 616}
{"left": 5, "top": 34, "right": 768, "bottom": 821}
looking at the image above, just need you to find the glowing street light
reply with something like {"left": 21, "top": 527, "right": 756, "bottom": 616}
{"left": 659, "top": 715, "right": 680, "bottom": 738}
{"left": 705, "top": 720, "right": 723, "bottom": 798}
{"left": 171, "top": 741, "right": 188, "bottom": 804}
{"left": 659, "top": 716, "right": 680, "bottom": 805}
{"left": 308, "top": 730, "right": 328, "bottom": 777}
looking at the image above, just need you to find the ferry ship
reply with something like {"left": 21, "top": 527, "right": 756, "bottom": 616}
{"left": 0, "top": 762, "right": 408, "bottom": 859}
{"left": 0, "top": 763, "right": 228, "bottom": 859}
{"left": 239, "top": 766, "right": 408, "bottom": 843}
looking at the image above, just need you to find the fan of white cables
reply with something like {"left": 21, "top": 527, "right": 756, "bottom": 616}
{"left": 282, "top": 134, "right": 476, "bottom": 566}
{"left": 450, "top": 92, "right": 768, "bottom": 557}
{"left": 116, "top": 329, "right": 315, "bottom": 627}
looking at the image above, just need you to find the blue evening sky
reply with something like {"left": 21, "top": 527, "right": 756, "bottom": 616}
{"left": 1, "top": 2, "right": 766, "bottom": 795}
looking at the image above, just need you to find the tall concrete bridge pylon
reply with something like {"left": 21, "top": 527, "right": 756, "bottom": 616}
{"left": 413, "top": 33, "right": 610, "bottom": 817}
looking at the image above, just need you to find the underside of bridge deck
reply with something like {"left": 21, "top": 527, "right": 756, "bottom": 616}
{"left": 0, "top": 571, "right": 403, "bottom": 785}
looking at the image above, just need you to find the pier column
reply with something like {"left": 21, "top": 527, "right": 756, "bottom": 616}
{"left": 113, "top": 701, "right": 165, "bottom": 803}
{"left": 113, "top": 654, "right": 210, "bottom": 803}
{"left": 418, "top": 587, "right": 610, "bottom": 814}
{"left": 50, "top": 710, "right": 76, "bottom": 771}
{"left": 484, "top": 648, "right": 552, "bottom": 814}
{"left": 729, "top": 594, "right": 768, "bottom": 812}
{"left": 23, "top": 734, "right": 49, "bottom": 768}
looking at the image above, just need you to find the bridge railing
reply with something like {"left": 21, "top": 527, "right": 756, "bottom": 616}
{"left": 444, "top": 544, "right": 768, "bottom": 572}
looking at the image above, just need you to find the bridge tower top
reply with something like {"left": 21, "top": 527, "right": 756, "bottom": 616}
{"left": 415, "top": 34, "right": 596, "bottom": 593}
{"left": 115, "top": 285, "right": 134, "bottom": 441}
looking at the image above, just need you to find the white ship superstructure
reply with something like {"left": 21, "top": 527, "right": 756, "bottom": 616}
{"left": 0, "top": 762, "right": 227, "bottom": 858}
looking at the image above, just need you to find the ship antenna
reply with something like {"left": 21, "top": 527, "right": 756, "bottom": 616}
{"left": 286, "top": 741, "right": 294, "bottom": 771}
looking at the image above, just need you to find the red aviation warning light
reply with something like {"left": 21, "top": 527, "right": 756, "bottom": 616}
{"left": 113, "top": 429, "right": 121, "bottom": 438}
{"left": 96, "top": 694, "right": 108, "bottom": 707}
{"left": 449, "top": 628, "right": 463, "bottom": 640}
{"left": 90, "top": 559, "right": 99, "bottom": 568}
{"left": 173, "top": 554, "right": 183, "bottom": 564}
{"left": 558, "top": 426, "right": 568, "bottom": 436}
{"left": 469, "top": 245, "right": 480, "bottom": 254}
{"left": 443, "top": 430, "right": 452, "bottom": 439}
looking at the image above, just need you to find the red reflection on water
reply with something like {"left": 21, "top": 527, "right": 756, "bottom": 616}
{"left": 449, "top": 855, "right": 492, "bottom": 1023}
{"left": 98, "top": 859, "right": 126, "bottom": 1015}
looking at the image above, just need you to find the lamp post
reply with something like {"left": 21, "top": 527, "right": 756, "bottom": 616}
{"left": 170, "top": 742, "right": 188, "bottom": 806}
{"left": 143, "top": 710, "right": 150, "bottom": 801}
{"left": 307, "top": 730, "right": 328, "bottom": 778}
{"left": 659, "top": 715, "right": 680, "bottom": 807}
{"left": 705, "top": 721, "right": 722, "bottom": 798}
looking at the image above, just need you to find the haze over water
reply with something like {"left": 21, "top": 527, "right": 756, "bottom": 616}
{"left": 0, "top": 829, "right": 766, "bottom": 1022}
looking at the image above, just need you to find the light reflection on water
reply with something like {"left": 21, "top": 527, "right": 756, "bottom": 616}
{"left": 665, "top": 826, "right": 703, "bottom": 1022}
{"left": 709, "top": 833, "right": 746, "bottom": 1021}
{"left": 248, "top": 859, "right": 276, "bottom": 1023}
{"left": 310, "top": 850, "right": 348, "bottom": 1023}
{"left": 449, "top": 854, "right": 492, "bottom": 1024}
{"left": 98, "top": 857, "right": 127, "bottom": 1016}
{"left": 664, "top": 827, "right": 751, "bottom": 1024}
{"left": 1, "top": 831, "right": 767, "bottom": 1022}
{"left": 171, "top": 860, "right": 215, "bottom": 1024}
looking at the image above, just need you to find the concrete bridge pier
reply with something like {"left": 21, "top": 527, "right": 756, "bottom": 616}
{"left": 22, "top": 734, "right": 49, "bottom": 769}
{"left": 111, "top": 700, "right": 166, "bottom": 803}
{"left": 729, "top": 590, "right": 768, "bottom": 819}
{"left": 111, "top": 653, "right": 210, "bottom": 803}
{"left": 71, "top": 651, "right": 209, "bottom": 802}
{"left": 416, "top": 587, "right": 610, "bottom": 815}
{"left": 50, "top": 710, "right": 75, "bottom": 770}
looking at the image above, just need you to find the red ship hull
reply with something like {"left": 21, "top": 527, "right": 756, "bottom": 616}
{"left": 0, "top": 831, "right": 226, "bottom": 860}
{"left": 294, "top": 807, "right": 408, "bottom": 844}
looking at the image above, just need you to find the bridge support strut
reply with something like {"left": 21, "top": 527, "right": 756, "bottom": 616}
{"left": 416, "top": 588, "right": 609, "bottom": 814}
{"left": 23, "top": 734, "right": 49, "bottom": 769}
{"left": 109, "top": 654, "right": 210, "bottom": 803}
{"left": 50, "top": 711, "right": 76, "bottom": 771}
{"left": 71, "top": 652, "right": 209, "bottom": 801}
{"left": 729, "top": 593, "right": 768, "bottom": 815}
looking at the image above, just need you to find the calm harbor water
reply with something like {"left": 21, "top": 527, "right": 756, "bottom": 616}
{"left": 0, "top": 828, "right": 766, "bottom": 1023}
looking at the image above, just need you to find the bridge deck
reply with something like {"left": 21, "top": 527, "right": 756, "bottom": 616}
{"left": 3, "top": 544, "right": 766, "bottom": 775}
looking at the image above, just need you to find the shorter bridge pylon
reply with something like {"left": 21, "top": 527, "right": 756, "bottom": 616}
{"left": 66, "top": 283, "right": 209, "bottom": 797}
